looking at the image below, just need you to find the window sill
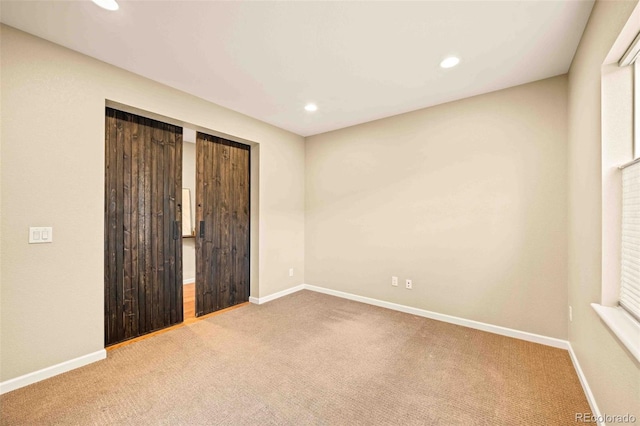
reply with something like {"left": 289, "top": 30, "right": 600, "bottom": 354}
{"left": 591, "top": 303, "right": 640, "bottom": 363}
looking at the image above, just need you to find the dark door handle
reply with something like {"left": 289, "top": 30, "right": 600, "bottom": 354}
{"left": 173, "top": 221, "right": 179, "bottom": 240}
{"left": 199, "top": 221, "right": 205, "bottom": 239}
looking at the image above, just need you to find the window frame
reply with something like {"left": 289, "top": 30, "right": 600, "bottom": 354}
{"left": 635, "top": 61, "right": 640, "bottom": 160}
{"left": 592, "top": 27, "right": 640, "bottom": 363}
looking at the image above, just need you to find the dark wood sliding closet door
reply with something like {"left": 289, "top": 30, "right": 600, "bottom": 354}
{"left": 104, "top": 107, "right": 183, "bottom": 346}
{"left": 196, "top": 132, "right": 250, "bottom": 316}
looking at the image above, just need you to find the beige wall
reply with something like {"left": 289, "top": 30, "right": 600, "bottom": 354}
{"left": 567, "top": 0, "right": 640, "bottom": 418}
{"left": 305, "top": 75, "right": 568, "bottom": 339}
{"left": 0, "top": 25, "right": 305, "bottom": 381}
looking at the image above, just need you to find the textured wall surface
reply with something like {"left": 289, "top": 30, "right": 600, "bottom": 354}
{"left": 306, "top": 76, "right": 568, "bottom": 339}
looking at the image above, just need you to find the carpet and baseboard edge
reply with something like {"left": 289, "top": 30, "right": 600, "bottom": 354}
{"left": 2, "top": 283, "right": 600, "bottom": 421}
{"left": 568, "top": 343, "right": 603, "bottom": 425}
{"left": 251, "top": 284, "right": 569, "bottom": 348}
{"left": 0, "top": 350, "right": 107, "bottom": 395}
{"left": 252, "top": 283, "right": 601, "bottom": 423}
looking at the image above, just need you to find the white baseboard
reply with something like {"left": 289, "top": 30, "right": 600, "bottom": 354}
{"left": 249, "top": 284, "right": 306, "bottom": 305}
{"left": 568, "top": 343, "right": 603, "bottom": 425}
{"left": 302, "top": 284, "right": 569, "bottom": 350}
{"left": 183, "top": 278, "right": 195, "bottom": 285}
{"left": 0, "top": 349, "right": 107, "bottom": 395}
{"left": 249, "top": 283, "right": 569, "bottom": 350}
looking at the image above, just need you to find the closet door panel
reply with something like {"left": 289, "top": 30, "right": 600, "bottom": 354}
{"left": 105, "top": 109, "right": 119, "bottom": 344}
{"left": 232, "top": 147, "right": 250, "bottom": 304}
{"left": 195, "top": 133, "right": 250, "bottom": 316}
{"left": 105, "top": 108, "right": 183, "bottom": 347}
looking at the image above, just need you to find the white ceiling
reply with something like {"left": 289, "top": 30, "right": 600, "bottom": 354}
{"left": 0, "top": 0, "right": 594, "bottom": 137}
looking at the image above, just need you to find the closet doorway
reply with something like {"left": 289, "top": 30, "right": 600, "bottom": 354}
{"left": 104, "top": 108, "right": 184, "bottom": 346}
{"left": 181, "top": 133, "right": 197, "bottom": 321}
{"left": 104, "top": 108, "right": 251, "bottom": 347}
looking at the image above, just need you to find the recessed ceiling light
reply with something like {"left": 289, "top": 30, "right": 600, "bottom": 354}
{"left": 440, "top": 56, "right": 460, "bottom": 69}
{"left": 304, "top": 103, "right": 318, "bottom": 112}
{"left": 92, "top": 0, "right": 119, "bottom": 11}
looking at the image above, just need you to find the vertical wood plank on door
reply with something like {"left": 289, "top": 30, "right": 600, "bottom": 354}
{"left": 143, "top": 117, "right": 153, "bottom": 333}
{"left": 174, "top": 130, "right": 183, "bottom": 324}
{"left": 166, "top": 126, "right": 174, "bottom": 324}
{"left": 162, "top": 125, "right": 170, "bottom": 326}
{"left": 210, "top": 137, "right": 218, "bottom": 312}
{"left": 164, "top": 126, "right": 178, "bottom": 322}
{"left": 156, "top": 125, "right": 165, "bottom": 331}
{"left": 123, "top": 113, "right": 133, "bottom": 340}
{"left": 219, "top": 141, "right": 231, "bottom": 310}
{"left": 195, "top": 136, "right": 204, "bottom": 317}
{"left": 244, "top": 148, "right": 251, "bottom": 302}
{"left": 115, "top": 115, "right": 125, "bottom": 343}
{"left": 105, "top": 109, "right": 117, "bottom": 345}
{"left": 205, "top": 138, "right": 216, "bottom": 313}
{"left": 229, "top": 146, "right": 238, "bottom": 308}
{"left": 149, "top": 125, "right": 158, "bottom": 332}
{"left": 137, "top": 118, "right": 147, "bottom": 335}
{"left": 104, "top": 110, "right": 111, "bottom": 345}
{"left": 233, "top": 147, "right": 250, "bottom": 303}
{"left": 130, "top": 118, "right": 139, "bottom": 339}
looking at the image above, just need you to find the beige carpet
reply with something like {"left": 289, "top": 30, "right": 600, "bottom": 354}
{"left": 1, "top": 290, "right": 590, "bottom": 425}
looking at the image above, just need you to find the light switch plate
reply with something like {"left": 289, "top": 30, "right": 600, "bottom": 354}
{"left": 29, "top": 227, "right": 53, "bottom": 244}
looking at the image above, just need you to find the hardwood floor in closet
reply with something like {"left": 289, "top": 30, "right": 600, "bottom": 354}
{"left": 183, "top": 283, "right": 196, "bottom": 320}
{"left": 106, "top": 283, "right": 248, "bottom": 351}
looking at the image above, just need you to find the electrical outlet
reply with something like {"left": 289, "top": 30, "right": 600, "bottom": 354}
{"left": 405, "top": 279, "right": 412, "bottom": 290}
{"left": 289, "top": 268, "right": 294, "bottom": 277}
{"left": 391, "top": 276, "right": 398, "bottom": 287}
{"left": 569, "top": 306, "right": 573, "bottom": 322}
